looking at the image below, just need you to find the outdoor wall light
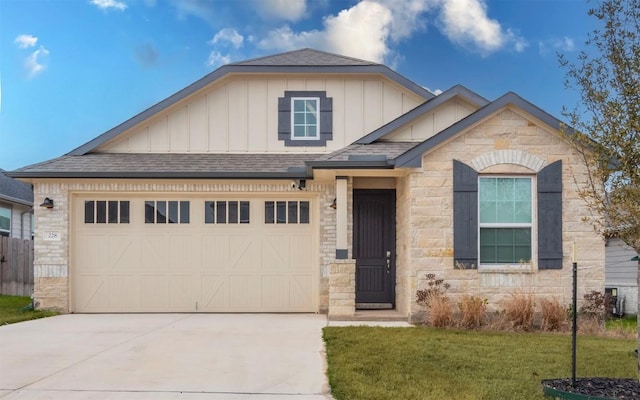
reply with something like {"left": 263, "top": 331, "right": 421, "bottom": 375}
{"left": 298, "top": 179, "right": 306, "bottom": 190}
{"left": 40, "top": 198, "right": 54, "bottom": 209}
{"left": 330, "top": 198, "right": 337, "bottom": 209}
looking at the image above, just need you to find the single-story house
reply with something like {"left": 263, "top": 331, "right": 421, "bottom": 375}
{"left": 0, "top": 169, "right": 33, "bottom": 239}
{"left": 9, "top": 48, "right": 604, "bottom": 320}
{"left": 605, "top": 237, "right": 638, "bottom": 315}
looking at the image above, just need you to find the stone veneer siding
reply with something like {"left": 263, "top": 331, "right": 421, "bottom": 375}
{"left": 401, "top": 108, "right": 605, "bottom": 321}
{"left": 32, "top": 179, "right": 336, "bottom": 312}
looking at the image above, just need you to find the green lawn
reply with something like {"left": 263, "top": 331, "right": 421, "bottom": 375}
{"left": 0, "top": 295, "right": 58, "bottom": 325}
{"left": 323, "top": 326, "right": 637, "bottom": 400}
{"left": 606, "top": 315, "right": 638, "bottom": 334}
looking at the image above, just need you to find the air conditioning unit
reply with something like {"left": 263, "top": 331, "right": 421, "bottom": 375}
{"left": 605, "top": 287, "right": 625, "bottom": 317}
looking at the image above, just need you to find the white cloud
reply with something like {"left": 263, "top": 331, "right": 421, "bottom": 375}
{"left": 14, "top": 34, "right": 38, "bottom": 48}
{"left": 256, "top": 0, "right": 306, "bottom": 21}
{"left": 539, "top": 36, "right": 575, "bottom": 56}
{"left": 439, "top": 0, "right": 505, "bottom": 55}
{"left": 90, "top": 0, "right": 127, "bottom": 11}
{"left": 207, "top": 51, "right": 231, "bottom": 68}
{"left": 373, "top": 0, "right": 439, "bottom": 41}
{"left": 25, "top": 46, "right": 49, "bottom": 78}
{"left": 256, "top": 0, "right": 524, "bottom": 66}
{"left": 259, "top": 1, "right": 393, "bottom": 63}
{"left": 210, "top": 28, "right": 244, "bottom": 49}
{"left": 170, "top": 0, "right": 216, "bottom": 24}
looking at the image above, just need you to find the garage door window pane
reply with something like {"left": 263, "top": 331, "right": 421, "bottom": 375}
{"left": 276, "top": 201, "right": 286, "bottom": 224}
{"left": 96, "top": 201, "right": 107, "bottom": 224}
{"left": 180, "top": 201, "right": 189, "bottom": 223}
{"left": 205, "top": 201, "right": 247, "bottom": 224}
{"left": 84, "top": 201, "right": 94, "bottom": 223}
{"left": 85, "top": 200, "right": 129, "bottom": 224}
{"left": 265, "top": 201, "right": 309, "bottom": 224}
{"left": 120, "top": 202, "right": 130, "bottom": 223}
{"left": 300, "top": 201, "right": 309, "bottom": 224}
{"left": 240, "top": 201, "right": 250, "bottom": 223}
{"left": 265, "top": 202, "right": 274, "bottom": 223}
{"left": 228, "top": 201, "right": 238, "bottom": 223}
{"left": 167, "top": 201, "right": 178, "bottom": 224}
{"left": 108, "top": 201, "right": 118, "bottom": 224}
{"left": 145, "top": 201, "right": 155, "bottom": 223}
{"left": 156, "top": 201, "right": 167, "bottom": 224}
{"left": 288, "top": 202, "right": 298, "bottom": 223}
{"left": 216, "top": 202, "right": 227, "bottom": 224}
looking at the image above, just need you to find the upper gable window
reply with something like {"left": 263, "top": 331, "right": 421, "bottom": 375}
{"left": 278, "top": 91, "right": 332, "bottom": 147}
{"left": 292, "top": 98, "right": 319, "bottom": 140}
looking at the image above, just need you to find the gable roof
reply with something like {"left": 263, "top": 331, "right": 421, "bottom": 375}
{"left": 356, "top": 85, "right": 489, "bottom": 145}
{"left": 66, "top": 48, "right": 435, "bottom": 156}
{"left": 393, "top": 91, "right": 572, "bottom": 168}
{"left": 0, "top": 169, "right": 33, "bottom": 206}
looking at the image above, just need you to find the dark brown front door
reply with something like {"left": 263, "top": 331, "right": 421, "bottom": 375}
{"left": 353, "top": 189, "right": 396, "bottom": 308}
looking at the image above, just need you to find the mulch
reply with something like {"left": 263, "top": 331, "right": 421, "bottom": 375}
{"left": 542, "top": 378, "right": 640, "bottom": 399}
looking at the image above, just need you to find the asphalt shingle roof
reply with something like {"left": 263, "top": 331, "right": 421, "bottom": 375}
{"left": 0, "top": 169, "right": 33, "bottom": 205}
{"left": 230, "top": 48, "right": 378, "bottom": 66}
{"left": 318, "top": 142, "right": 418, "bottom": 162}
{"left": 9, "top": 153, "right": 324, "bottom": 178}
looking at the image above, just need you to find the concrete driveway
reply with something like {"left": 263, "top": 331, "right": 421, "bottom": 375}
{"left": 0, "top": 314, "right": 332, "bottom": 399}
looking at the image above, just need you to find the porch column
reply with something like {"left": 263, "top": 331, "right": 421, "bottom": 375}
{"left": 335, "top": 177, "right": 348, "bottom": 259}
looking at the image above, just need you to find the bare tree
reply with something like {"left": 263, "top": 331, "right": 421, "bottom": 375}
{"left": 560, "top": 0, "right": 639, "bottom": 376}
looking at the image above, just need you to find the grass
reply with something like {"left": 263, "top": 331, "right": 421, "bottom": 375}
{"left": 606, "top": 315, "right": 637, "bottom": 334}
{"left": 323, "top": 326, "right": 637, "bottom": 400}
{"left": 0, "top": 295, "right": 58, "bottom": 325}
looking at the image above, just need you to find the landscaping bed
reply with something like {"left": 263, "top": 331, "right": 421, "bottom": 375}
{"left": 542, "top": 377, "right": 640, "bottom": 399}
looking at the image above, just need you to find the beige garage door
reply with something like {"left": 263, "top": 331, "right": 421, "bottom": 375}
{"left": 72, "top": 195, "right": 317, "bottom": 312}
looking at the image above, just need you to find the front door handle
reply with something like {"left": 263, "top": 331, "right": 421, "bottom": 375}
{"left": 386, "top": 250, "right": 391, "bottom": 274}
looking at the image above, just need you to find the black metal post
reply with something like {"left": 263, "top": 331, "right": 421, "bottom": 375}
{"left": 571, "top": 261, "right": 578, "bottom": 387}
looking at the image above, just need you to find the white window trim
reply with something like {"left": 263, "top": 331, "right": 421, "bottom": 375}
{"left": 477, "top": 175, "right": 537, "bottom": 272}
{"left": 290, "top": 97, "right": 320, "bottom": 140}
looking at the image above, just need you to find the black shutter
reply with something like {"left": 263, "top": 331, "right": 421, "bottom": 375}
{"left": 453, "top": 160, "right": 478, "bottom": 269}
{"left": 538, "top": 160, "right": 563, "bottom": 269}
{"left": 277, "top": 97, "right": 291, "bottom": 138}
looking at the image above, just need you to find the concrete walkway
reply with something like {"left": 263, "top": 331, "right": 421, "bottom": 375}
{"left": 0, "top": 314, "right": 332, "bottom": 399}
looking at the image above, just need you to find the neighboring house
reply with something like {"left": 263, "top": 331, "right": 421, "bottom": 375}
{"left": 605, "top": 237, "right": 638, "bottom": 315}
{"left": 9, "top": 49, "right": 604, "bottom": 319}
{"left": 0, "top": 169, "right": 33, "bottom": 239}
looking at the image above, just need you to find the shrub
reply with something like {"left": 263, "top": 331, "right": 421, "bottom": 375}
{"left": 458, "top": 296, "right": 487, "bottom": 329}
{"left": 428, "top": 296, "right": 454, "bottom": 328}
{"left": 502, "top": 292, "right": 535, "bottom": 331}
{"left": 416, "top": 274, "right": 453, "bottom": 327}
{"left": 540, "top": 297, "right": 568, "bottom": 331}
{"left": 579, "top": 290, "right": 612, "bottom": 322}
{"left": 415, "top": 274, "right": 450, "bottom": 307}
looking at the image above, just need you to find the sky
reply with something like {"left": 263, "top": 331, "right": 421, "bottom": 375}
{"left": 1, "top": 0, "right": 598, "bottom": 171}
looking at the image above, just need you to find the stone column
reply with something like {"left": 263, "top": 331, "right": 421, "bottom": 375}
{"left": 328, "top": 259, "right": 356, "bottom": 318}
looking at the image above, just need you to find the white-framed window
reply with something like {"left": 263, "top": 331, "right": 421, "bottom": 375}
{"left": 478, "top": 176, "right": 533, "bottom": 264}
{"left": 291, "top": 97, "right": 319, "bottom": 140}
{"left": 0, "top": 205, "right": 10, "bottom": 237}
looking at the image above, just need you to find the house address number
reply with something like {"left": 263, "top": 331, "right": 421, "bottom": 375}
{"left": 44, "top": 231, "right": 61, "bottom": 241}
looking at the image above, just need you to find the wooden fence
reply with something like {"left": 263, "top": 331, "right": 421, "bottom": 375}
{"left": 0, "top": 237, "right": 34, "bottom": 296}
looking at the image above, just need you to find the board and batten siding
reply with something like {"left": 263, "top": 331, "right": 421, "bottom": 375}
{"left": 384, "top": 98, "right": 478, "bottom": 142}
{"left": 97, "top": 75, "right": 425, "bottom": 154}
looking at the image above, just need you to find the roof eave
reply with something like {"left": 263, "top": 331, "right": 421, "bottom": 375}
{"left": 0, "top": 194, "right": 33, "bottom": 207}
{"left": 6, "top": 171, "right": 312, "bottom": 179}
